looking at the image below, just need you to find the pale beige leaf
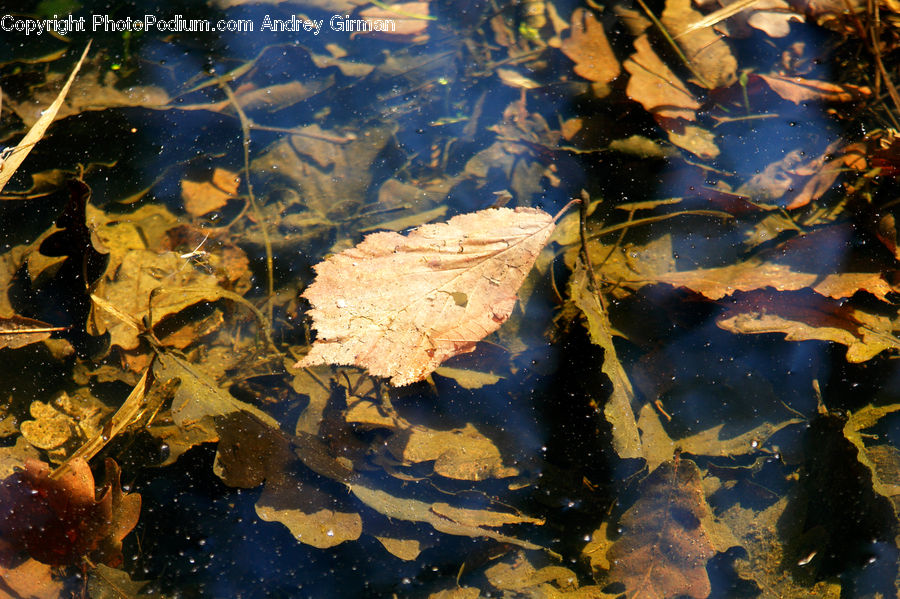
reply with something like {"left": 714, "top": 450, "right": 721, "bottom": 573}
{"left": 296, "top": 207, "right": 557, "bottom": 386}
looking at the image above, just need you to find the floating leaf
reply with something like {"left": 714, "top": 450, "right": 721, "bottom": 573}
{"left": 560, "top": 8, "right": 620, "bottom": 95}
{"left": 295, "top": 207, "right": 558, "bottom": 386}
{"left": 662, "top": 0, "right": 737, "bottom": 89}
{"left": 717, "top": 290, "right": 900, "bottom": 362}
{"left": 624, "top": 35, "right": 700, "bottom": 121}
{"left": 606, "top": 460, "right": 719, "bottom": 598}
{"left": 756, "top": 74, "right": 871, "bottom": 104}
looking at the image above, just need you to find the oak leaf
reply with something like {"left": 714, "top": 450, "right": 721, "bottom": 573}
{"left": 295, "top": 207, "right": 557, "bottom": 386}
{"left": 624, "top": 35, "right": 700, "bottom": 121}
{"left": 560, "top": 8, "right": 620, "bottom": 93}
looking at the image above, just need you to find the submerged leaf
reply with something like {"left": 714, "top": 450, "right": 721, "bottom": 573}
{"left": 624, "top": 35, "right": 699, "bottom": 121}
{"left": 606, "top": 460, "right": 719, "bottom": 598}
{"left": 296, "top": 207, "right": 557, "bottom": 386}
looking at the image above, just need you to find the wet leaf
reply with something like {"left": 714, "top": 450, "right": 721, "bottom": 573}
{"left": 569, "top": 264, "right": 642, "bottom": 460}
{"left": 181, "top": 168, "right": 240, "bottom": 217}
{"left": 20, "top": 391, "right": 108, "bottom": 462}
{"left": 357, "top": 2, "right": 432, "bottom": 42}
{"left": 350, "top": 482, "right": 546, "bottom": 553}
{"left": 624, "top": 35, "right": 700, "bottom": 121}
{"left": 389, "top": 423, "right": 518, "bottom": 480}
{"left": 0, "top": 558, "right": 64, "bottom": 599}
{"left": 0, "top": 315, "right": 62, "bottom": 350}
{"left": 296, "top": 207, "right": 558, "bottom": 386}
{"left": 88, "top": 564, "right": 150, "bottom": 599}
{"left": 665, "top": 122, "right": 720, "bottom": 159}
{"left": 560, "top": 8, "right": 620, "bottom": 95}
{"left": 0, "top": 43, "right": 90, "bottom": 194}
{"left": 0, "top": 458, "right": 139, "bottom": 566}
{"left": 662, "top": 0, "right": 737, "bottom": 89}
{"left": 717, "top": 291, "right": 900, "bottom": 362}
{"left": 606, "top": 460, "right": 719, "bottom": 598}
{"left": 484, "top": 552, "right": 612, "bottom": 597}
{"left": 755, "top": 73, "right": 871, "bottom": 104}
{"left": 373, "top": 535, "right": 423, "bottom": 561}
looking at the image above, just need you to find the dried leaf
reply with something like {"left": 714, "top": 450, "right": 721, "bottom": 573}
{"left": 0, "top": 315, "right": 61, "bottom": 349}
{"left": 717, "top": 291, "right": 900, "bottom": 362}
{"left": 296, "top": 207, "right": 557, "bottom": 386}
{"left": 390, "top": 423, "right": 518, "bottom": 480}
{"left": 560, "top": 8, "right": 620, "bottom": 92}
{"left": 625, "top": 35, "right": 700, "bottom": 121}
{"left": 756, "top": 73, "right": 871, "bottom": 104}
{"left": 569, "top": 265, "right": 643, "bottom": 460}
{"left": 606, "top": 460, "right": 718, "bottom": 598}
{"left": 0, "top": 43, "right": 90, "bottom": 194}
{"left": 181, "top": 168, "right": 240, "bottom": 217}
{"left": 662, "top": 0, "right": 737, "bottom": 89}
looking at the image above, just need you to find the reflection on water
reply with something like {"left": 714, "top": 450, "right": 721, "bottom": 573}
{"left": 0, "top": 0, "right": 898, "bottom": 597}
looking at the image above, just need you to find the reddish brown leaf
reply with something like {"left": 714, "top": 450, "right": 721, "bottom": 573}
{"left": 625, "top": 35, "right": 700, "bottom": 121}
{"left": 560, "top": 8, "right": 621, "bottom": 87}
{"left": 756, "top": 73, "right": 871, "bottom": 104}
{"left": 0, "top": 458, "right": 139, "bottom": 566}
{"left": 606, "top": 460, "right": 717, "bottom": 599}
{"left": 295, "top": 207, "right": 557, "bottom": 386}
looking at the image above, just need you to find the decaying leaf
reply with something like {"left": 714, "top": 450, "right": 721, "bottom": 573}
{"left": 605, "top": 460, "right": 720, "bottom": 598}
{"left": 296, "top": 207, "right": 558, "bottom": 386}
{"left": 569, "top": 265, "right": 642, "bottom": 460}
{"left": 756, "top": 74, "right": 871, "bottom": 104}
{"left": 0, "top": 458, "right": 139, "bottom": 566}
{"left": 717, "top": 291, "right": 900, "bottom": 362}
{"left": 484, "top": 552, "right": 609, "bottom": 597}
{"left": 662, "top": 0, "right": 737, "bottom": 89}
{"left": 560, "top": 8, "right": 621, "bottom": 95}
{"left": 0, "top": 43, "right": 90, "bottom": 195}
{"left": 0, "top": 558, "right": 64, "bottom": 599}
{"left": 181, "top": 168, "right": 240, "bottom": 217}
{"left": 389, "top": 423, "right": 518, "bottom": 480}
{"left": 624, "top": 35, "right": 700, "bottom": 121}
{"left": 0, "top": 315, "right": 63, "bottom": 350}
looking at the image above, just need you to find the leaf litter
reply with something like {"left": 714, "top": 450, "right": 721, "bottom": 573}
{"left": 0, "top": 0, "right": 899, "bottom": 596}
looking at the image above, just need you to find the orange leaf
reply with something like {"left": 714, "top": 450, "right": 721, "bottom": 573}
{"left": 295, "top": 207, "right": 557, "bottom": 386}
{"left": 756, "top": 73, "right": 871, "bottom": 104}
{"left": 560, "top": 8, "right": 620, "bottom": 86}
{"left": 625, "top": 35, "right": 700, "bottom": 120}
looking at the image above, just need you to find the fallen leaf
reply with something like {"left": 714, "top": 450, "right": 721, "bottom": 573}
{"left": 569, "top": 264, "right": 643, "bottom": 460}
{"left": 606, "top": 460, "right": 718, "bottom": 599}
{"left": 373, "top": 535, "right": 423, "bottom": 561}
{"left": 656, "top": 260, "right": 894, "bottom": 301}
{"left": 756, "top": 73, "right": 871, "bottom": 104}
{"left": 625, "top": 35, "right": 700, "bottom": 121}
{"left": 560, "top": 8, "right": 620, "bottom": 93}
{"left": 181, "top": 168, "right": 240, "bottom": 217}
{"left": 0, "top": 315, "right": 63, "bottom": 350}
{"left": 662, "top": 0, "right": 737, "bottom": 89}
{"left": 296, "top": 206, "right": 558, "bottom": 386}
{"left": 390, "top": 423, "right": 519, "bottom": 480}
{"left": 0, "top": 43, "right": 90, "bottom": 194}
{"left": 664, "top": 121, "right": 720, "bottom": 159}
{"left": 717, "top": 290, "right": 900, "bottom": 362}
{"left": 0, "top": 558, "right": 64, "bottom": 599}
{"left": 88, "top": 564, "right": 150, "bottom": 598}
{"left": 0, "top": 458, "right": 139, "bottom": 566}
{"left": 357, "top": 2, "right": 432, "bottom": 42}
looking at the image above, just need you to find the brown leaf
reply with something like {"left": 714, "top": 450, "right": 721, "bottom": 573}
{"left": 374, "top": 535, "right": 423, "bottom": 561}
{"left": 0, "top": 458, "right": 139, "bottom": 566}
{"left": 0, "top": 316, "right": 62, "bottom": 350}
{"left": 716, "top": 290, "right": 900, "bottom": 362}
{"left": 606, "top": 460, "right": 717, "bottom": 599}
{"left": 295, "top": 207, "right": 557, "bottom": 386}
{"left": 181, "top": 168, "right": 240, "bottom": 217}
{"left": 625, "top": 35, "right": 700, "bottom": 121}
{"left": 560, "top": 8, "right": 620, "bottom": 89}
{"left": 656, "top": 260, "right": 894, "bottom": 301}
{"left": 756, "top": 73, "right": 871, "bottom": 104}
{"left": 390, "top": 423, "right": 519, "bottom": 480}
{"left": 0, "top": 559, "right": 64, "bottom": 599}
{"left": 357, "top": 2, "right": 431, "bottom": 42}
{"left": 662, "top": 0, "right": 737, "bottom": 89}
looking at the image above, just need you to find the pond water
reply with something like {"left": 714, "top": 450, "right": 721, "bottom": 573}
{"left": 0, "top": 0, "right": 899, "bottom": 597}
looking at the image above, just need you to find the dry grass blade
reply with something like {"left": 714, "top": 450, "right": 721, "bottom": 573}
{"left": 0, "top": 42, "right": 91, "bottom": 194}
